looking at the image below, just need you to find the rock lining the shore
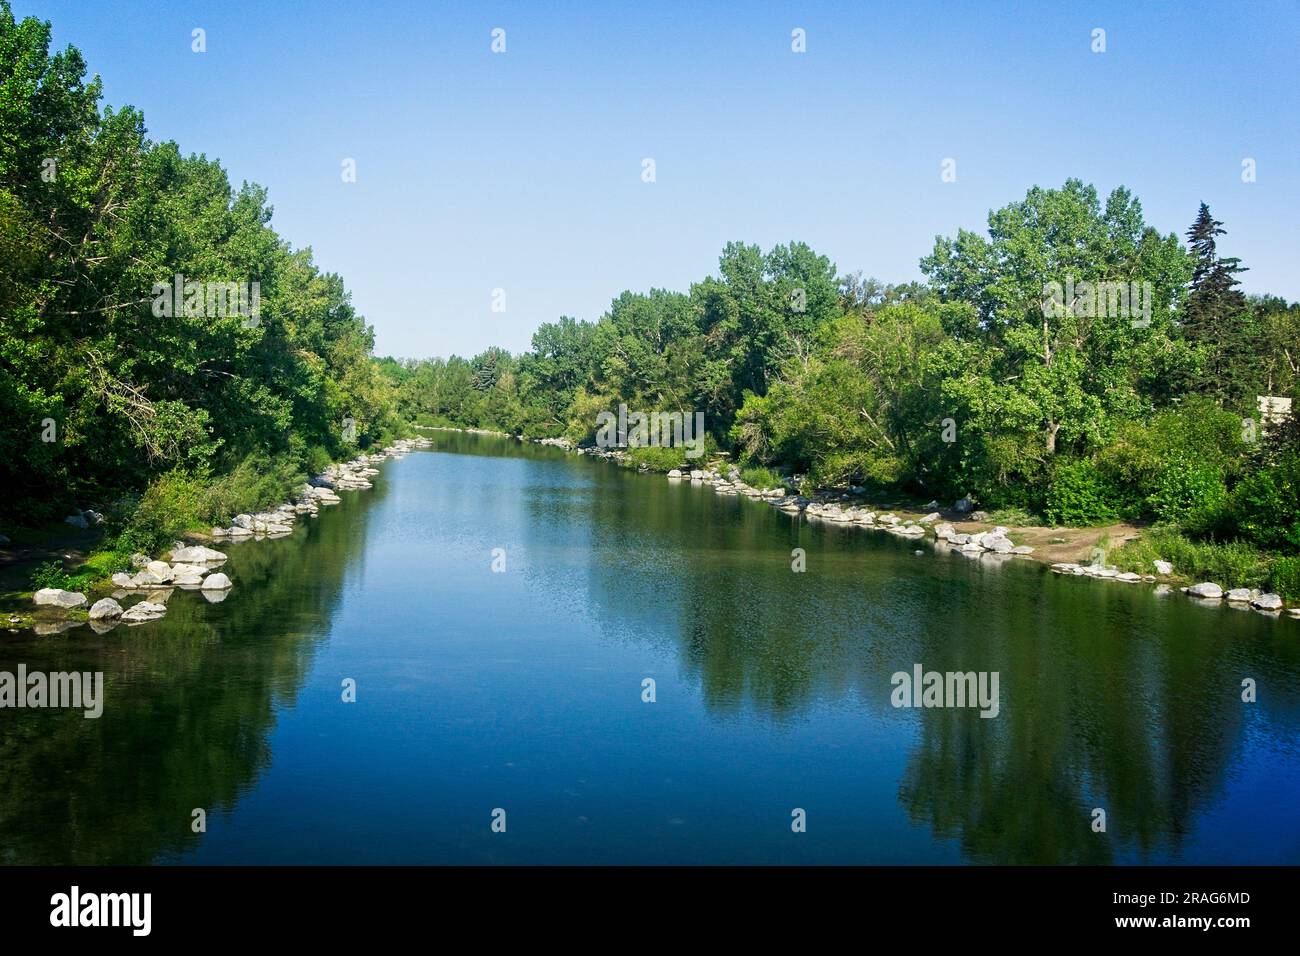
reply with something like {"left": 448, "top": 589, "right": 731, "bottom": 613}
{"left": 34, "top": 437, "right": 434, "bottom": 631}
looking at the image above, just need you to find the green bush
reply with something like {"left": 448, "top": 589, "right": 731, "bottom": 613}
{"left": 623, "top": 444, "right": 688, "bottom": 472}
{"left": 305, "top": 445, "right": 333, "bottom": 476}
{"left": 1230, "top": 454, "right": 1300, "bottom": 551}
{"left": 104, "top": 454, "right": 305, "bottom": 556}
{"left": 1044, "top": 459, "right": 1120, "bottom": 526}
{"left": 1146, "top": 460, "right": 1228, "bottom": 533}
{"left": 108, "top": 470, "right": 208, "bottom": 555}
{"left": 29, "top": 560, "right": 74, "bottom": 591}
{"left": 1271, "top": 557, "right": 1300, "bottom": 601}
{"left": 204, "top": 453, "right": 304, "bottom": 522}
{"left": 740, "top": 465, "right": 784, "bottom": 490}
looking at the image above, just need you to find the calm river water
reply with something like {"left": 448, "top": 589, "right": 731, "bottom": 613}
{"left": 3, "top": 431, "right": 1299, "bottom": 864}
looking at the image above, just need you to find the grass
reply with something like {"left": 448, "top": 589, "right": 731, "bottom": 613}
{"left": 1111, "top": 527, "right": 1274, "bottom": 589}
{"left": 986, "top": 506, "right": 1037, "bottom": 526}
{"left": 622, "top": 444, "right": 690, "bottom": 472}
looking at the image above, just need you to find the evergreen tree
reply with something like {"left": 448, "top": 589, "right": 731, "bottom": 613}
{"left": 1181, "top": 204, "right": 1256, "bottom": 404}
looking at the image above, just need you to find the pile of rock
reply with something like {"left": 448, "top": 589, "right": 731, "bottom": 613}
{"left": 27, "top": 437, "right": 436, "bottom": 635}
{"left": 1182, "top": 581, "right": 1285, "bottom": 613}
{"left": 1051, "top": 562, "right": 1149, "bottom": 583}
{"left": 934, "top": 524, "right": 1034, "bottom": 555}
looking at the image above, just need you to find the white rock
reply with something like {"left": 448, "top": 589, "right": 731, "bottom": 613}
{"left": 1153, "top": 560, "right": 1173, "bottom": 575}
{"left": 146, "top": 560, "right": 175, "bottom": 582}
{"left": 88, "top": 598, "right": 123, "bottom": 619}
{"left": 981, "top": 534, "right": 1014, "bottom": 554}
{"left": 200, "top": 572, "right": 232, "bottom": 591}
{"left": 33, "top": 588, "right": 88, "bottom": 609}
{"left": 1225, "top": 588, "right": 1252, "bottom": 603}
{"left": 1252, "top": 593, "right": 1284, "bottom": 610}
{"left": 919, "top": 512, "right": 942, "bottom": 524}
{"left": 667, "top": 469, "right": 682, "bottom": 478}
{"left": 111, "top": 572, "right": 134, "bottom": 588}
{"left": 121, "top": 601, "right": 167, "bottom": 623}
{"left": 1185, "top": 582, "right": 1223, "bottom": 599}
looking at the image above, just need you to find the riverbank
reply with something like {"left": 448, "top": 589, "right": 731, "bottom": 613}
{"left": 6, "top": 437, "right": 433, "bottom": 635}
{"left": 497, "top": 430, "right": 1300, "bottom": 622}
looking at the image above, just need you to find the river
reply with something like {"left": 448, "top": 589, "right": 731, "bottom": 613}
{"left": 3, "top": 431, "right": 1299, "bottom": 864}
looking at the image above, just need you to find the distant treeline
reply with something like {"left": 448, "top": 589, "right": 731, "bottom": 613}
{"left": 381, "top": 181, "right": 1300, "bottom": 564}
{"left": 0, "top": 3, "right": 400, "bottom": 532}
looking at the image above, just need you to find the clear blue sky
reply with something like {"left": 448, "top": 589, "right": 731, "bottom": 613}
{"left": 15, "top": 0, "right": 1300, "bottom": 359}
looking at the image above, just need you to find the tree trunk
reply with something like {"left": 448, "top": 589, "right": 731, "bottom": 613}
{"left": 1045, "top": 420, "right": 1061, "bottom": 454}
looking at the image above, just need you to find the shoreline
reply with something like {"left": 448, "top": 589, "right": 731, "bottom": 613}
{"left": 15, "top": 428, "right": 1295, "bottom": 632}
{"left": 14, "top": 437, "right": 433, "bottom": 635}
{"left": 492, "top": 429, "right": 1300, "bottom": 622}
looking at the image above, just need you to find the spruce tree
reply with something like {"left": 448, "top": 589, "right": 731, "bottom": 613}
{"left": 1182, "top": 204, "right": 1254, "bottom": 403}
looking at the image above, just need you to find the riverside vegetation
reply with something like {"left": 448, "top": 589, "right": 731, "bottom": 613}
{"left": 2, "top": 1, "right": 1298, "bottom": 620}
{"left": 382, "top": 198, "right": 1300, "bottom": 603}
{"left": 0, "top": 4, "right": 405, "bottom": 617}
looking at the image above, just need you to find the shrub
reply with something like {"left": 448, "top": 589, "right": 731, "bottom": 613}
{"left": 305, "top": 444, "right": 333, "bottom": 476}
{"left": 1146, "top": 460, "right": 1229, "bottom": 533}
{"left": 1271, "top": 557, "right": 1300, "bottom": 601}
{"left": 623, "top": 444, "right": 688, "bottom": 472}
{"left": 1044, "top": 459, "right": 1120, "bottom": 526}
{"left": 1230, "top": 454, "right": 1300, "bottom": 551}
{"left": 108, "top": 470, "right": 208, "bottom": 555}
{"left": 740, "top": 465, "right": 784, "bottom": 490}
{"left": 29, "top": 560, "right": 74, "bottom": 591}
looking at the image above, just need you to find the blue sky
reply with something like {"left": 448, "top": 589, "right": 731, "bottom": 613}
{"left": 15, "top": 0, "right": 1300, "bottom": 359}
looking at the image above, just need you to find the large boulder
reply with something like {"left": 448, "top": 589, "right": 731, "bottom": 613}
{"left": 111, "top": 572, "right": 135, "bottom": 588}
{"left": 1252, "top": 593, "right": 1284, "bottom": 610}
{"left": 980, "top": 533, "right": 1015, "bottom": 554}
{"left": 200, "top": 572, "right": 232, "bottom": 591}
{"left": 1153, "top": 560, "right": 1174, "bottom": 575}
{"left": 1185, "top": 582, "right": 1223, "bottom": 599}
{"left": 88, "top": 598, "right": 123, "bottom": 620}
{"left": 170, "top": 545, "right": 227, "bottom": 563}
{"left": 145, "top": 560, "right": 175, "bottom": 583}
{"left": 33, "top": 588, "right": 88, "bottom": 609}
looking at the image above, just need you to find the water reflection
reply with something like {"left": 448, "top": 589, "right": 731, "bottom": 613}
{"left": 3, "top": 432, "right": 1298, "bottom": 865}
{"left": 0, "top": 483, "right": 383, "bottom": 864}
